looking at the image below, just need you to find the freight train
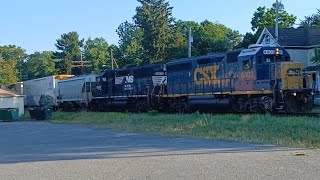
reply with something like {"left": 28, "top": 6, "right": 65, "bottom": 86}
{"left": 4, "top": 45, "right": 315, "bottom": 113}
{"left": 88, "top": 45, "right": 314, "bottom": 113}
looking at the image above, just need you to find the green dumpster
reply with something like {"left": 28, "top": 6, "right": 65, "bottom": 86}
{"left": 29, "top": 108, "right": 52, "bottom": 120}
{"left": 0, "top": 108, "right": 19, "bottom": 121}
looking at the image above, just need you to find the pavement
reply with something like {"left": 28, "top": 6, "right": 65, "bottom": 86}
{"left": 0, "top": 121, "right": 319, "bottom": 180}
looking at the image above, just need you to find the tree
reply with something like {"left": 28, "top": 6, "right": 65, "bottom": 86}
{"left": 300, "top": 9, "right": 320, "bottom": 28}
{"left": 173, "top": 20, "right": 241, "bottom": 57}
{"left": 25, "top": 51, "right": 56, "bottom": 79}
{"left": 251, "top": 3, "right": 296, "bottom": 32}
{"left": 0, "top": 45, "right": 26, "bottom": 84}
{"left": 84, "top": 37, "right": 109, "bottom": 73}
{"left": 165, "top": 21, "right": 188, "bottom": 60}
{"left": 0, "top": 45, "right": 26, "bottom": 61}
{"left": 238, "top": 2, "right": 296, "bottom": 48}
{"left": 117, "top": 21, "right": 144, "bottom": 66}
{"left": 312, "top": 48, "right": 320, "bottom": 67}
{"left": 108, "top": 45, "right": 122, "bottom": 68}
{"left": 236, "top": 32, "right": 259, "bottom": 49}
{"left": 0, "top": 58, "right": 19, "bottom": 85}
{"left": 134, "top": 0, "right": 174, "bottom": 63}
{"left": 55, "top": 31, "right": 84, "bottom": 74}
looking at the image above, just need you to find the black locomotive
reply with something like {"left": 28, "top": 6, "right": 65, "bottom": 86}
{"left": 89, "top": 45, "right": 314, "bottom": 113}
{"left": 90, "top": 63, "right": 167, "bottom": 112}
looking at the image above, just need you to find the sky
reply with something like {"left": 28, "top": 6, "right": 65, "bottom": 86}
{"left": 0, "top": 0, "right": 318, "bottom": 54}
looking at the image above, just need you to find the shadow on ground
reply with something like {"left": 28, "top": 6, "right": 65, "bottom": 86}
{"left": 0, "top": 122, "right": 301, "bottom": 164}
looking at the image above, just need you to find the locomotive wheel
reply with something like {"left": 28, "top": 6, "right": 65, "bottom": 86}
{"left": 135, "top": 101, "right": 148, "bottom": 112}
{"left": 302, "top": 95, "right": 313, "bottom": 111}
{"left": 260, "top": 96, "right": 273, "bottom": 113}
{"left": 175, "top": 101, "right": 189, "bottom": 114}
{"left": 169, "top": 99, "right": 189, "bottom": 114}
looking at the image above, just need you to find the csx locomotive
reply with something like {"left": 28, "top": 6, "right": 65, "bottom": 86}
{"left": 87, "top": 45, "right": 314, "bottom": 113}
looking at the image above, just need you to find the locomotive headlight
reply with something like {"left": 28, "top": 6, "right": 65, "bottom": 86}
{"left": 275, "top": 48, "right": 280, "bottom": 55}
{"left": 293, "top": 92, "right": 297, "bottom": 96}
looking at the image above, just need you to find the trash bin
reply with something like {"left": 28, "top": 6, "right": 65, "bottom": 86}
{"left": 28, "top": 108, "right": 39, "bottom": 120}
{"left": 28, "top": 108, "right": 53, "bottom": 120}
{"left": 0, "top": 108, "right": 19, "bottom": 121}
{"left": 44, "top": 108, "right": 53, "bottom": 120}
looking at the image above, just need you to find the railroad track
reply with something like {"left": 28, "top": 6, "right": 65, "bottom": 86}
{"left": 273, "top": 112, "right": 320, "bottom": 117}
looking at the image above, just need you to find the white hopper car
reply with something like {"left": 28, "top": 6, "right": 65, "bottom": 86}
{"left": 57, "top": 74, "right": 96, "bottom": 110}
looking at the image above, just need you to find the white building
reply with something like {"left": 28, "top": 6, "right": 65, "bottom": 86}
{"left": 256, "top": 27, "right": 320, "bottom": 91}
{"left": 0, "top": 88, "right": 25, "bottom": 116}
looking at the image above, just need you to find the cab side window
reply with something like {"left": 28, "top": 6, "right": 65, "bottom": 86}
{"left": 243, "top": 60, "right": 251, "bottom": 70}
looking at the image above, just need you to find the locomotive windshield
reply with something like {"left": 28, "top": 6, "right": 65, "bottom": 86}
{"left": 261, "top": 47, "right": 290, "bottom": 63}
{"left": 238, "top": 47, "right": 290, "bottom": 66}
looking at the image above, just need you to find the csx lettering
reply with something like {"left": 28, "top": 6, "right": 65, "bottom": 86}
{"left": 194, "top": 65, "right": 220, "bottom": 85}
{"left": 287, "top": 68, "right": 301, "bottom": 76}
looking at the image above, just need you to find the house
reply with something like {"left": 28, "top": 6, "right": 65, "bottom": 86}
{"left": 256, "top": 27, "right": 320, "bottom": 91}
{"left": 0, "top": 88, "right": 25, "bottom": 116}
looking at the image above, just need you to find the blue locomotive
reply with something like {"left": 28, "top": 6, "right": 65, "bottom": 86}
{"left": 89, "top": 45, "right": 314, "bottom": 113}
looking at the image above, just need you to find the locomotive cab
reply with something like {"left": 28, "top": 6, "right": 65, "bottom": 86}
{"left": 234, "top": 46, "right": 314, "bottom": 113}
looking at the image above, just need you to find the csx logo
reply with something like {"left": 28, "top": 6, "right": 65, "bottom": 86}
{"left": 287, "top": 68, "right": 301, "bottom": 76}
{"left": 194, "top": 65, "right": 220, "bottom": 85}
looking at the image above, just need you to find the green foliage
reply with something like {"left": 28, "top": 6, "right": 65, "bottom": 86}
{"left": 116, "top": 1, "right": 242, "bottom": 63}
{"left": 117, "top": 21, "right": 144, "bottom": 66}
{"left": 55, "top": 31, "right": 84, "bottom": 74}
{"left": 236, "top": 32, "right": 260, "bottom": 49}
{"left": 0, "top": 58, "right": 19, "bottom": 85}
{"left": 134, "top": 0, "right": 174, "bottom": 63}
{"left": 0, "top": 45, "right": 26, "bottom": 85}
{"left": 84, "top": 37, "right": 109, "bottom": 73}
{"left": 300, "top": 9, "right": 320, "bottom": 28}
{"left": 0, "top": 45, "right": 26, "bottom": 61}
{"left": 238, "top": 2, "right": 296, "bottom": 49}
{"left": 312, "top": 48, "right": 320, "bottom": 66}
{"left": 107, "top": 45, "right": 122, "bottom": 68}
{"left": 25, "top": 51, "right": 56, "bottom": 79}
{"left": 174, "top": 20, "right": 241, "bottom": 56}
{"left": 165, "top": 21, "right": 188, "bottom": 60}
{"left": 251, "top": 3, "right": 296, "bottom": 32}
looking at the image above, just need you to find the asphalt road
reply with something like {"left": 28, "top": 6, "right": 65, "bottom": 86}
{"left": 0, "top": 122, "right": 319, "bottom": 180}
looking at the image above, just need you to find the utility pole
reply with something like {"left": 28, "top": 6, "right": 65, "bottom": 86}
{"left": 275, "top": 0, "right": 279, "bottom": 45}
{"left": 188, "top": 27, "right": 193, "bottom": 58}
{"left": 110, "top": 49, "right": 114, "bottom": 70}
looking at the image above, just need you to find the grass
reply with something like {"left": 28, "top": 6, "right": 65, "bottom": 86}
{"left": 49, "top": 111, "right": 320, "bottom": 148}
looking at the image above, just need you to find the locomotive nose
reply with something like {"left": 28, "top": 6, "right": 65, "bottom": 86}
{"left": 280, "top": 62, "right": 303, "bottom": 90}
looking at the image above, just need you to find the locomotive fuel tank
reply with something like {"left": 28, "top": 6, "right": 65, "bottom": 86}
{"left": 188, "top": 96, "right": 231, "bottom": 111}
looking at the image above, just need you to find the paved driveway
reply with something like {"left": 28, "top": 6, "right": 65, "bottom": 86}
{"left": 0, "top": 122, "right": 319, "bottom": 180}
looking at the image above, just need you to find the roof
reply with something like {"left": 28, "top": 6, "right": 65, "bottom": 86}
{"left": 266, "top": 27, "right": 320, "bottom": 47}
{"left": 303, "top": 66, "right": 319, "bottom": 72}
{"left": 0, "top": 89, "right": 24, "bottom": 98}
{"left": 54, "top": 74, "right": 74, "bottom": 80}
